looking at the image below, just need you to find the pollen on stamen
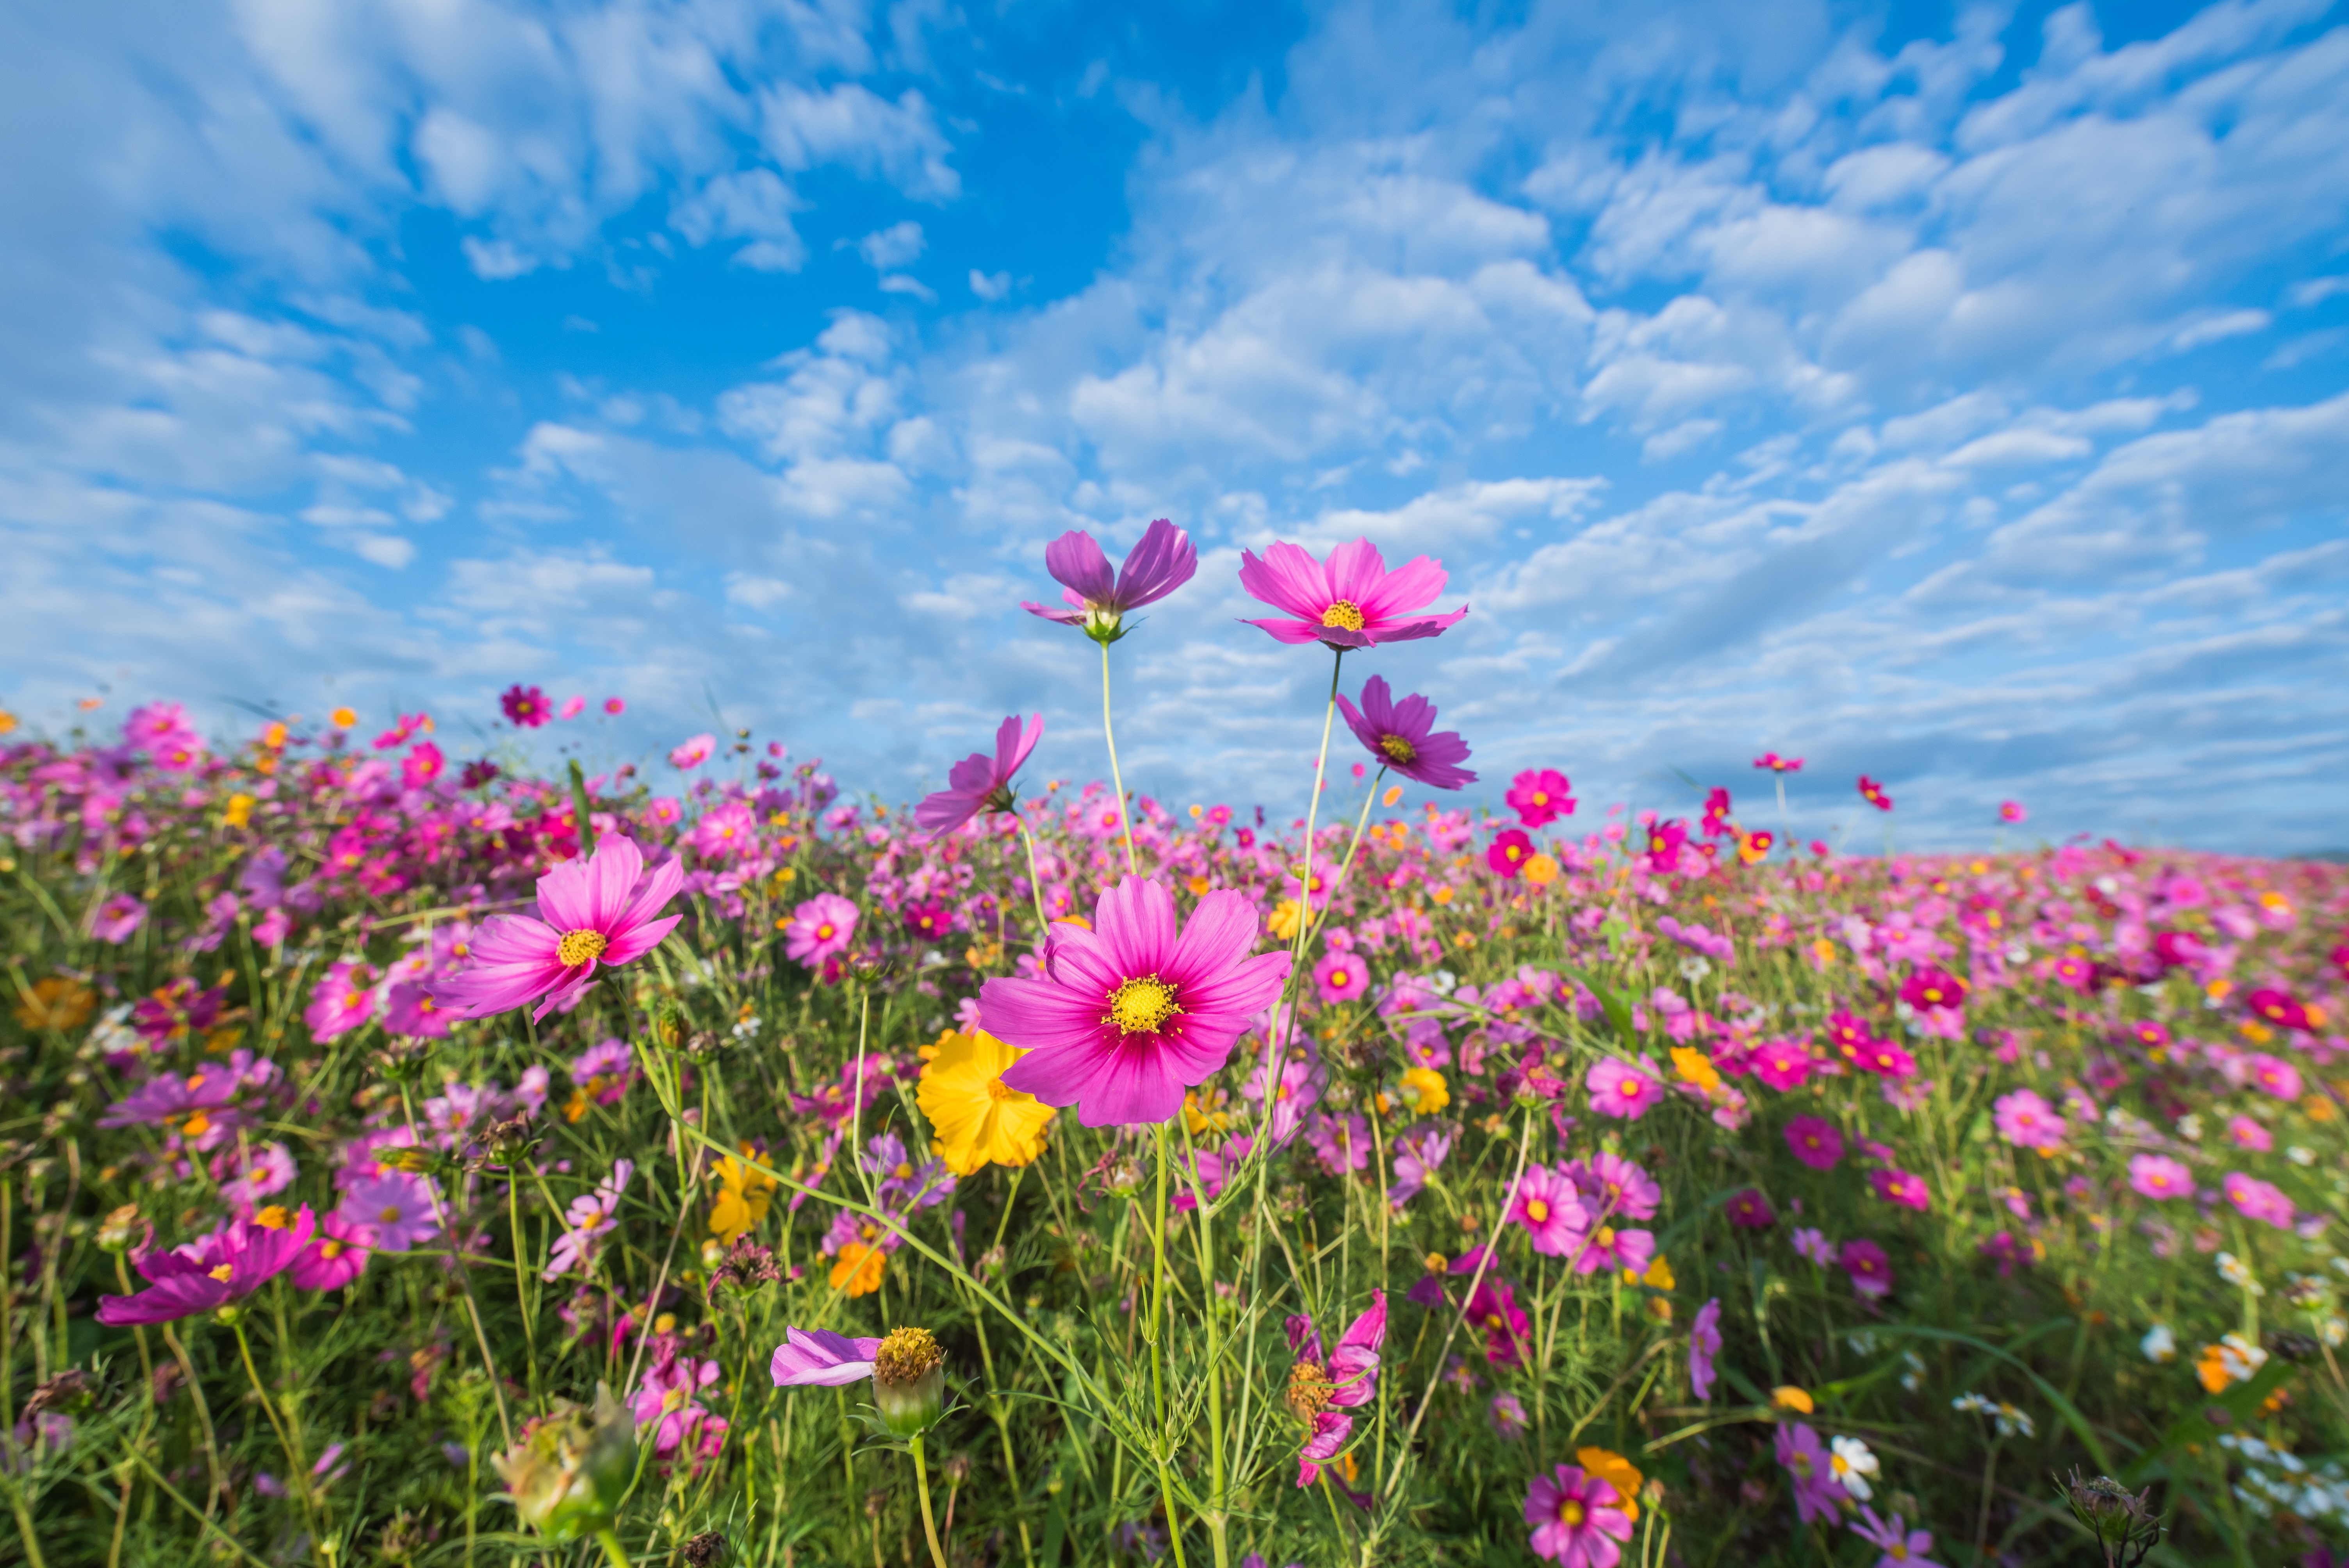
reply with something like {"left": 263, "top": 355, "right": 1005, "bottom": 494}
{"left": 557, "top": 928, "right": 609, "bottom": 966}
{"left": 1321, "top": 600, "right": 1367, "bottom": 631}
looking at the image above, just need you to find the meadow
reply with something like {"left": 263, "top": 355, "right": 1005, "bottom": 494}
{"left": 2, "top": 526, "right": 2344, "bottom": 1568}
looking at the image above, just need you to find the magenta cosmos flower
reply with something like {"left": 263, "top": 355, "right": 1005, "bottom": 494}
{"left": 97, "top": 1206, "right": 317, "bottom": 1325}
{"left": 1784, "top": 1115, "right": 1844, "bottom": 1171}
{"left": 1752, "top": 752, "right": 1804, "bottom": 773}
{"left": 915, "top": 714, "right": 1044, "bottom": 834}
{"left": 1857, "top": 774, "right": 1893, "bottom": 811}
{"left": 430, "top": 834, "right": 683, "bottom": 1023}
{"left": 1524, "top": 1463, "right": 1634, "bottom": 1567}
{"left": 1312, "top": 949, "right": 1370, "bottom": 1004}
{"left": 1335, "top": 676, "right": 1476, "bottom": 789}
{"left": 501, "top": 683, "right": 550, "bottom": 728}
{"left": 1488, "top": 828, "right": 1534, "bottom": 878}
{"left": 1507, "top": 768, "right": 1575, "bottom": 827}
{"left": 2129, "top": 1153, "right": 2192, "bottom": 1200}
{"left": 982, "top": 877, "right": 1290, "bottom": 1126}
{"left": 770, "top": 1327, "right": 884, "bottom": 1387}
{"left": 1585, "top": 1058, "right": 1660, "bottom": 1121}
{"left": 1286, "top": 1290, "right": 1385, "bottom": 1486}
{"left": 1511, "top": 1165, "right": 1591, "bottom": 1257}
{"left": 784, "top": 893, "right": 859, "bottom": 968}
{"left": 2225, "top": 1171, "right": 2296, "bottom": 1229}
{"left": 1869, "top": 1169, "right": 1930, "bottom": 1213}
{"left": 1690, "top": 1297, "right": 1722, "bottom": 1400}
{"left": 1022, "top": 518, "right": 1197, "bottom": 642}
{"left": 1237, "top": 536, "right": 1468, "bottom": 650}
{"left": 1992, "top": 1089, "right": 2065, "bottom": 1153}
{"left": 289, "top": 1212, "right": 373, "bottom": 1292}
{"left": 1840, "top": 1238, "right": 1893, "bottom": 1299}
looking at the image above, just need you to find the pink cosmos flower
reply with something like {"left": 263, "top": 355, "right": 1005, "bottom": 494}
{"left": 1488, "top": 828, "right": 1534, "bottom": 878}
{"left": 1021, "top": 518, "right": 1197, "bottom": 641}
{"left": 1690, "top": 1297, "right": 1722, "bottom": 1400}
{"left": 1899, "top": 967, "right": 1967, "bottom": 1012}
{"left": 1998, "top": 800, "right": 2026, "bottom": 824}
{"left": 691, "top": 801, "right": 758, "bottom": 860}
{"left": 2247, "top": 1053, "right": 2303, "bottom": 1100}
{"left": 1490, "top": 1392, "right": 1530, "bottom": 1438}
{"left": 2225, "top": 1171, "right": 2296, "bottom": 1229}
{"left": 1239, "top": 536, "right": 1469, "bottom": 650}
{"left": 1508, "top": 769, "right": 1576, "bottom": 827}
{"left": 90, "top": 893, "right": 148, "bottom": 944}
{"left": 1753, "top": 752, "right": 1804, "bottom": 773}
{"left": 1524, "top": 1463, "right": 1633, "bottom": 1567}
{"left": 2227, "top": 1115, "right": 2273, "bottom": 1153}
{"left": 1585, "top": 1058, "right": 1660, "bottom": 1121}
{"left": 2129, "top": 1153, "right": 2192, "bottom": 1199}
{"left": 558, "top": 695, "right": 587, "bottom": 720}
{"left": 915, "top": 714, "right": 1044, "bottom": 834}
{"left": 289, "top": 1211, "right": 374, "bottom": 1292}
{"left": 545, "top": 1160, "right": 631, "bottom": 1281}
{"left": 1727, "top": 1188, "right": 1777, "bottom": 1229}
{"left": 305, "top": 960, "right": 380, "bottom": 1041}
{"left": 1793, "top": 1226, "right": 1836, "bottom": 1266}
{"left": 1784, "top": 1115, "right": 1844, "bottom": 1171}
{"left": 1287, "top": 1290, "right": 1385, "bottom": 1487}
{"left": 1510, "top": 1165, "right": 1592, "bottom": 1257}
{"left": 984, "top": 877, "right": 1290, "bottom": 1127}
{"left": 430, "top": 834, "right": 684, "bottom": 1023}
{"left": 783, "top": 893, "right": 859, "bottom": 968}
{"left": 1840, "top": 1238, "right": 1893, "bottom": 1299}
{"left": 97, "top": 1207, "right": 317, "bottom": 1325}
{"left": 126, "top": 701, "right": 205, "bottom": 767}
{"left": 383, "top": 980, "right": 452, "bottom": 1039}
{"left": 1857, "top": 775, "right": 1893, "bottom": 811}
{"left": 1992, "top": 1089, "right": 2065, "bottom": 1153}
{"left": 1313, "top": 950, "right": 1370, "bottom": 1005}
{"left": 1775, "top": 1423, "right": 1843, "bottom": 1525}
{"left": 1752, "top": 1038, "right": 1813, "bottom": 1092}
{"left": 604, "top": 695, "right": 626, "bottom": 715}
{"left": 341, "top": 1172, "right": 439, "bottom": 1252}
{"left": 770, "top": 1327, "right": 885, "bottom": 1387}
{"left": 1564, "top": 1151, "right": 1661, "bottom": 1222}
{"left": 1467, "top": 1277, "right": 1532, "bottom": 1366}
{"left": 217, "top": 1142, "right": 296, "bottom": 1208}
{"left": 2246, "top": 988, "right": 2313, "bottom": 1032}
{"left": 670, "top": 733, "right": 715, "bottom": 770}
{"left": 632, "top": 1346, "right": 727, "bottom": 1462}
{"left": 1869, "top": 1169, "right": 1930, "bottom": 1213}
{"left": 401, "top": 741, "right": 445, "bottom": 789}
{"left": 1572, "top": 1222, "right": 1654, "bottom": 1279}
{"left": 1334, "top": 676, "right": 1477, "bottom": 789}
{"left": 501, "top": 684, "right": 550, "bottom": 728}
{"left": 1853, "top": 1506, "right": 1945, "bottom": 1568}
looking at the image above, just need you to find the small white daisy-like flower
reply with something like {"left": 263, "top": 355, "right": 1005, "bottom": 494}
{"left": 2140, "top": 1322, "right": 2177, "bottom": 1363}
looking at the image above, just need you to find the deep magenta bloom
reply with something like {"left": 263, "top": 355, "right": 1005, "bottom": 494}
{"left": 1507, "top": 769, "right": 1575, "bottom": 827}
{"left": 1524, "top": 1463, "right": 1634, "bottom": 1566}
{"left": 2246, "top": 987, "right": 2313, "bottom": 1032}
{"left": 430, "top": 834, "right": 683, "bottom": 1023}
{"left": 1488, "top": 829, "right": 1534, "bottom": 878}
{"left": 769, "top": 1327, "right": 884, "bottom": 1387}
{"left": 1784, "top": 1115, "right": 1844, "bottom": 1171}
{"left": 1022, "top": 518, "right": 1196, "bottom": 641}
{"left": 1467, "top": 1276, "right": 1532, "bottom": 1365}
{"left": 501, "top": 684, "right": 550, "bottom": 728}
{"left": 1857, "top": 774, "right": 1893, "bottom": 811}
{"left": 1899, "top": 967, "right": 1968, "bottom": 1011}
{"left": 1287, "top": 1290, "right": 1386, "bottom": 1486}
{"left": 1237, "top": 536, "right": 1468, "bottom": 650}
{"left": 1869, "top": 1169, "right": 1931, "bottom": 1213}
{"left": 1726, "top": 1188, "right": 1777, "bottom": 1229}
{"left": 1752, "top": 752, "right": 1804, "bottom": 773}
{"left": 1335, "top": 676, "right": 1476, "bottom": 789}
{"left": 289, "top": 1211, "right": 373, "bottom": 1292}
{"left": 97, "top": 1207, "right": 317, "bottom": 1325}
{"left": 914, "top": 714, "right": 1044, "bottom": 834}
{"left": 984, "top": 877, "right": 1290, "bottom": 1126}
{"left": 1839, "top": 1238, "right": 1893, "bottom": 1298}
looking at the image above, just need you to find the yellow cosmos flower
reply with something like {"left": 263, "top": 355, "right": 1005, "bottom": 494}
{"left": 223, "top": 793, "right": 255, "bottom": 829}
{"left": 709, "top": 1144, "right": 778, "bottom": 1244}
{"left": 916, "top": 1028, "right": 1056, "bottom": 1176}
{"left": 1772, "top": 1385, "right": 1814, "bottom": 1414}
{"left": 1399, "top": 1067, "right": 1450, "bottom": 1116}
{"left": 1670, "top": 1047, "right": 1721, "bottom": 1094}
{"left": 830, "top": 1242, "right": 885, "bottom": 1297}
{"left": 1576, "top": 1447, "right": 1643, "bottom": 1521}
{"left": 1267, "top": 899, "right": 1303, "bottom": 941}
{"left": 1523, "top": 852, "right": 1559, "bottom": 887}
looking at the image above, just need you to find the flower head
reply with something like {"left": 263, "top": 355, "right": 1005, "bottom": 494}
{"left": 1992, "top": 1089, "right": 2065, "bottom": 1153}
{"left": 917, "top": 1028, "right": 1057, "bottom": 1175}
{"left": 1775, "top": 1423, "right": 1843, "bottom": 1525}
{"left": 669, "top": 733, "right": 715, "bottom": 770}
{"left": 1690, "top": 1297, "right": 1722, "bottom": 1400}
{"left": 1524, "top": 1463, "right": 1634, "bottom": 1566}
{"left": 1511, "top": 1165, "right": 1592, "bottom": 1256}
{"left": 1784, "top": 1115, "right": 1844, "bottom": 1171}
{"left": 1508, "top": 769, "right": 1576, "bottom": 827}
{"left": 1285, "top": 1291, "right": 1386, "bottom": 1486}
{"left": 97, "top": 1206, "right": 317, "bottom": 1324}
{"left": 1839, "top": 1238, "right": 1893, "bottom": 1299}
{"left": 1314, "top": 949, "right": 1370, "bottom": 1004}
{"left": 1586, "top": 1058, "right": 1660, "bottom": 1121}
{"left": 1023, "top": 519, "right": 1197, "bottom": 642}
{"left": 431, "top": 835, "right": 683, "bottom": 1022}
{"left": 1857, "top": 775, "right": 1893, "bottom": 811}
{"left": 502, "top": 684, "right": 551, "bottom": 729}
{"left": 289, "top": 1210, "right": 373, "bottom": 1292}
{"left": 916, "top": 714, "right": 1044, "bottom": 834}
{"left": 1852, "top": 1506, "right": 1944, "bottom": 1568}
{"left": 784, "top": 893, "right": 859, "bottom": 969}
{"left": 2225, "top": 1171, "right": 2296, "bottom": 1229}
{"left": 1489, "top": 828, "right": 1535, "bottom": 878}
{"left": 983, "top": 877, "right": 1290, "bottom": 1126}
{"left": 1334, "top": 676, "right": 1476, "bottom": 789}
{"left": 1238, "top": 536, "right": 1469, "bottom": 650}
{"left": 2128, "top": 1154, "right": 2191, "bottom": 1201}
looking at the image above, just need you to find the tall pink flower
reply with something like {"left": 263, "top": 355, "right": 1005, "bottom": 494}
{"left": 2225, "top": 1171, "right": 2296, "bottom": 1229}
{"left": 983, "top": 877, "right": 1290, "bottom": 1126}
{"left": 1511, "top": 1165, "right": 1591, "bottom": 1256}
{"left": 1287, "top": 1290, "right": 1386, "bottom": 1487}
{"left": 914, "top": 714, "right": 1044, "bottom": 834}
{"left": 1585, "top": 1058, "right": 1660, "bottom": 1121}
{"left": 784, "top": 893, "right": 859, "bottom": 968}
{"left": 2129, "top": 1153, "right": 2192, "bottom": 1200}
{"left": 1237, "top": 537, "right": 1468, "bottom": 650}
{"left": 430, "top": 834, "right": 683, "bottom": 1023}
{"left": 1312, "top": 950, "right": 1370, "bottom": 1004}
{"left": 97, "top": 1207, "right": 317, "bottom": 1325}
{"left": 1335, "top": 676, "right": 1476, "bottom": 789}
{"left": 1524, "top": 1463, "right": 1634, "bottom": 1566}
{"left": 1021, "top": 519, "right": 1196, "bottom": 642}
{"left": 1507, "top": 768, "right": 1575, "bottom": 827}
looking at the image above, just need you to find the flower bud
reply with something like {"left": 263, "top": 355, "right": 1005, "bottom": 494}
{"left": 2058, "top": 1468, "right": 2159, "bottom": 1563}
{"left": 492, "top": 1383, "right": 638, "bottom": 1543}
{"left": 96, "top": 1204, "right": 143, "bottom": 1253}
{"left": 871, "top": 1326, "right": 947, "bottom": 1438}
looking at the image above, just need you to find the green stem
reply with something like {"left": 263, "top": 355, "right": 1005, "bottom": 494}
{"left": 232, "top": 1319, "right": 317, "bottom": 1536}
{"left": 1016, "top": 818, "right": 1053, "bottom": 947}
{"left": 1148, "top": 1124, "right": 1188, "bottom": 1568}
{"left": 1309, "top": 765, "right": 1384, "bottom": 944}
{"left": 910, "top": 1435, "right": 951, "bottom": 1568}
{"left": 569, "top": 759, "right": 598, "bottom": 858}
{"left": 1099, "top": 637, "right": 1139, "bottom": 877}
{"left": 596, "top": 1526, "right": 633, "bottom": 1567}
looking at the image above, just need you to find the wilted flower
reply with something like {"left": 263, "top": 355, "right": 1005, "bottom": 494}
{"left": 1285, "top": 1291, "right": 1385, "bottom": 1486}
{"left": 492, "top": 1384, "right": 636, "bottom": 1543}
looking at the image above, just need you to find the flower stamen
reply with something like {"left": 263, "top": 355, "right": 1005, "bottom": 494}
{"left": 1321, "top": 600, "right": 1367, "bottom": 631}
{"left": 558, "top": 928, "right": 609, "bottom": 967}
{"left": 1107, "top": 975, "right": 1181, "bottom": 1035}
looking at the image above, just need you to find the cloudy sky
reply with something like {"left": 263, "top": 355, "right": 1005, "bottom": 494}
{"left": 3, "top": 0, "right": 2345, "bottom": 851}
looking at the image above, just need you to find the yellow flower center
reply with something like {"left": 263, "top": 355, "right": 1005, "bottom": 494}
{"left": 183, "top": 1111, "right": 211, "bottom": 1138}
{"left": 209, "top": 1263, "right": 234, "bottom": 1283}
{"left": 1532, "top": 792, "right": 1548, "bottom": 805}
{"left": 321, "top": 1240, "right": 346, "bottom": 1260}
{"left": 1286, "top": 1359, "right": 1334, "bottom": 1420}
{"left": 1330, "top": 969, "right": 1351, "bottom": 988}
{"left": 1890, "top": 1548, "right": 1908, "bottom": 1563}
{"left": 1560, "top": 1500, "right": 1585, "bottom": 1526}
{"left": 816, "top": 923, "right": 835, "bottom": 941}
{"left": 380, "top": 1205, "right": 402, "bottom": 1224}
{"left": 1108, "top": 976, "right": 1180, "bottom": 1035}
{"left": 558, "top": 928, "right": 608, "bottom": 966}
{"left": 1597, "top": 1226, "right": 1616, "bottom": 1246}
{"left": 1321, "top": 600, "right": 1367, "bottom": 631}
{"left": 986, "top": 1077, "right": 1021, "bottom": 1103}
{"left": 255, "top": 1206, "right": 290, "bottom": 1229}
{"left": 1527, "top": 1199, "right": 1550, "bottom": 1222}
{"left": 1379, "top": 734, "right": 1417, "bottom": 764}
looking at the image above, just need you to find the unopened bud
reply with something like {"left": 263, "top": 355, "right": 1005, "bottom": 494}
{"left": 96, "top": 1204, "right": 143, "bottom": 1252}
{"left": 872, "top": 1326, "right": 947, "bottom": 1437}
{"left": 492, "top": 1383, "right": 637, "bottom": 1543}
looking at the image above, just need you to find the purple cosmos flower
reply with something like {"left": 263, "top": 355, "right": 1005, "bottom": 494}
{"left": 501, "top": 684, "right": 550, "bottom": 727}
{"left": 915, "top": 714, "right": 1044, "bottom": 834}
{"left": 1022, "top": 518, "right": 1197, "bottom": 642}
{"left": 1792, "top": 1226, "right": 1836, "bottom": 1266}
{"left": 289, "top": 1211, "right": 374, "bottom": 1292}
{"left": 1507, "top": 768, "right": 1574, "bottom": 828}
{"left": 430, "top": 834, "right": 683, "bottom": 1023}
{"left": 1586, "top": 1058, "right": 1660, "bottom": 1121}
{"left": 1992, "top": 1089, "right": 2065, "bottom": 1153}
{"left": 670, "top": 733, "right": 715, "bottom": 770}
{"left": 770, "top": 1327, "right": 885, "bottom": 1387}
{"left": 1727, "top": 1188, "right": 1777, "bottom": 1229}
{"left": 89, "top": 893, "right": 148, "bottom": 944}
{"left": 1511, "top": 1165, "right": 1592, "bottom": 1257}
{"left": 1690, "top": 1298, "right": 1722, "bottom": 1400}
{"left": 783, "top": 893, "right": 859, "bottom": 969}
{"left": 1839, "top": 1238, "right": 1893, "bottom": 1299}
{"left": 217, "top": 1142, "right": 296, "bottom": 1208}
{"left": 1467, "top": 1277, "right": 1532, "bottom": 1366}
{"left": 1333, "top": 676, "right": 1477, "bottom": 790}
{"left": 1524, "top": 1463, "right": 1634, "bottom": 1566}
{"left": 1490, "top": 1392, "right": 1530, "bottom": 1439}
{"left": 1306, "top": 1111, "right": 1371, "bottom": 1176}
{"left": 545, "top": 1160, "right": 632, "bottom": 1281}
{"left": 341, "top": 1172, "right": 439, "bottom": 1252}
{"left": 1564, "top": 1152, "right": 1661, "bottom": 1223}
{"left": 1572, "top": 1222, "right": 1655, "bottom": 1279}
{"left": 984, "top": 877, "right": 1290, "bottom": 1127}
{"left": 305, "top": 960, "right": 380, "bottom": 1041}
{"left": 2225, "top": 1171, "right": 2296, "bottom": 1229}
{"left": 1869, "top": 1169, "right": 1931, "bottom": 1213}
{"left": 1388, "top": 1126, "right": 1451, "bottom": 1208}
{"left": 1852, "top": 1507, "right": 1945, "bottom": 1568}
{"left": 97, "top": 1207, "right": 317, "bottom": 1325}
{"left": 1286, "top": 1290, "right": 1385, "bottom": 1487}
{"left": 2129, "top": 1153, "right": 2192, "bottom": 1200}
{"left": 1784, "top": 1115, "right": 1844, "bottom": 1171}
{"left": 1237, "top": 536, "right": 1468, "bottom": 650}
{"left": 99, "top": 1066, "right": 242, "bottom": 1147}
{"left": 1775, "top": 1423, "right": 1842, "bottom": 1525}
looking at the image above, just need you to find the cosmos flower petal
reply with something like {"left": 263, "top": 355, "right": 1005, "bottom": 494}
{"left": 1163, "top": 889, "right": 1261, "bottom": 989}
{"left": 1356, "top": 552, "right": 1447, "bottom": 620}
{"left": 770, "top": 1327, "right": 885, "bottom": 1387}
{"left": 1043, "top": 531, "right": 1117, "bottom": 605}
{"left": 601, "top": 912, "right": 684, "bottom": 967}
{"left": 1322, "top": 537, "right": 1389, "bottom": 604}
{"left": 1096, "top": 877, "right": 1180, "bottom": 979}
{"left": 1235, "top": 543, "right": 1332, "bottom": 622}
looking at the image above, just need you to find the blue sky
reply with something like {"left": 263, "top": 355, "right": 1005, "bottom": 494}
{"left": 3, "top": 0, "right": 2345, "bottom": 852}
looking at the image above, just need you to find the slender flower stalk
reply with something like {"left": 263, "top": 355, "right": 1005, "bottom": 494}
{"left": 1101, "top": 639, "right": 1137, "bottom": 877}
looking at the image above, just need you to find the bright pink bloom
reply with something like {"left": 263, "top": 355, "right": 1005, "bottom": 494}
{"left": 1776, "top": 1423, "right": 1843, "bottom": 1524}
{"left": 2228, "top": 1115, "right": 2273, "bottom": 1153}
{"left": 97, "top": 1208, "right": 317, "bottom": 1325}
{"left": 1753, "top": 752, "right": 1804, "bottom": 773}
{"left": 1586, "top": 1058, "right": 1660, "bottom": 1120}
{"left": 1857, "top": 775, "right": 1893, "bottom": 811}
{"left": 1572, "top": 1222, "right": 1654, "bottom": 1278}
{"left": 1899, "top": 967, "right": 1967, "bottom": 1012}
{"left": 1839, "top": 1238, "right": 1893, "bottom": 1298}
{"left": 305, "top": 961, "right": 379, "bottom": 1041}
{"left": 401, "top": 741, "right": 445, "bottom": 789}
{"left": 632, "top": 1347, "right": 727, "bottom": 1462}
{"left": 1727, "top": 1188, "right": 1777, "bottom": 1229}
{"left": 289, "top": 1211, "right": 374, "bottom": 1292}
{"left": 985, "top": 877, "right": 1290, "bottom": 1126}
{"left": 1467, "top": 1277, "right": 1532, "bottom": 1365}
{"left": 1021, "top": 518, "right": 1196, "bottom": 640}
{"left": 1510, "top": 1165, "right": 1591, "bottom": 1256}
{"left": 89, "top": 893, "right": 148, "bottom": 944}
{"left": 2225, "top": 1171, "right": 2296, "bottom": 1229}
{"left": 1869, "top": 1169, "right": 1930, "bottom": 1212}
{"left": 915, "top": 714, "right": 1044, "bottom": 834}
{"left": 1524, "top": 1463, "right": 1634, "bottom": 1566}
{"left": 1752, "top": 1038, "right": 1813, "bottom": 1092}
{"left": 1564, "top": 1151, "right": 1661, "bottom": 1222}
{"left": 769, "top": 1327, "right": 884, "bottom": 1387}
{"left": 2128, "top": 1154, "right": 2192, "bottom": 1200}
{"left": 430, "top": 834, "right": 684, "bottom": 1022}
{"left": 1335, "top": 676, "right": 1476, "bottom": 790}
{"left": 1287, "top": 1291, "right": 1386, "bottom": 1487}
{"left": 1507, "top": 769, "right": 1575, "bottom": 827}
{"left": 501, "top": 684, "right": 550, "bottom": 728}
{"left": 559, "top": 695, "right": 587, "bottom": 720}
{"left": 1992, "top": 1089, "right": 2065, "bottom": 1153}
{"left": 604, "top": 696, "right": 626, "bottom": 715}
{"left": 1998, "top": 800, "right": 2026, "bottom": 824}
{"left": 2247, "top": 1053, "right": 2303, "bottom": 1099}
{"left": 1784, "top": 1115, "right": 1844, "bottom": 1171}
{"left": 669, "top": 733, "right": 715, "bottom": 770}
{"left": 1312, "top": 949, "right": 1370, "bottom": 1005}
{"left": 691, "top": 801, "right": 759, "bottom": 860}
{"left": 1488, "top": 828, "right": 1535, "bottom": 878}
{"left": 784, "top": 893, "right": 859, "bottom": 968}
{"left": 1690, "top": 1298, "right": 1722, "bottom": 1400}
{"left": 1237, "top": 536, "right": 1468, "bottom": 650}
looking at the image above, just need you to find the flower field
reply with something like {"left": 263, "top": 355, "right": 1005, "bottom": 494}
{"left": 3, "top": 527, "right": 2346, "bottom": 1568}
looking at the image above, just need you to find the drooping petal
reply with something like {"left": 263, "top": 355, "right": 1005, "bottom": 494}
{"left": 1116, "top": 518, "right": 1197, "bottom": 608}
{"left": 770, "top": 1327, "right": 884, "bottom": 1387}
{"left": 1043, "top": 530, "right": 1117, "bottom": 606}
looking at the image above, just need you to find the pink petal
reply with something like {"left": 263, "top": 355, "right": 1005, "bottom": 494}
{"left": 1356, "top": 552, "right": 1447, "bottom": 620}
{"left": 1096, "top": 877, "right": 1178, "bottom": 979}
{"left": 1237, "top": 615, "right": 1329, "bottom": 645}
{"left": 1322, "top": 537, "right": 1389, "bottom": 604}
{"left": 602, "top": 911, "right": 683, "bottom": 967}
{"left": 1236, "top": 543, "right": 1331, "bottom": 619}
